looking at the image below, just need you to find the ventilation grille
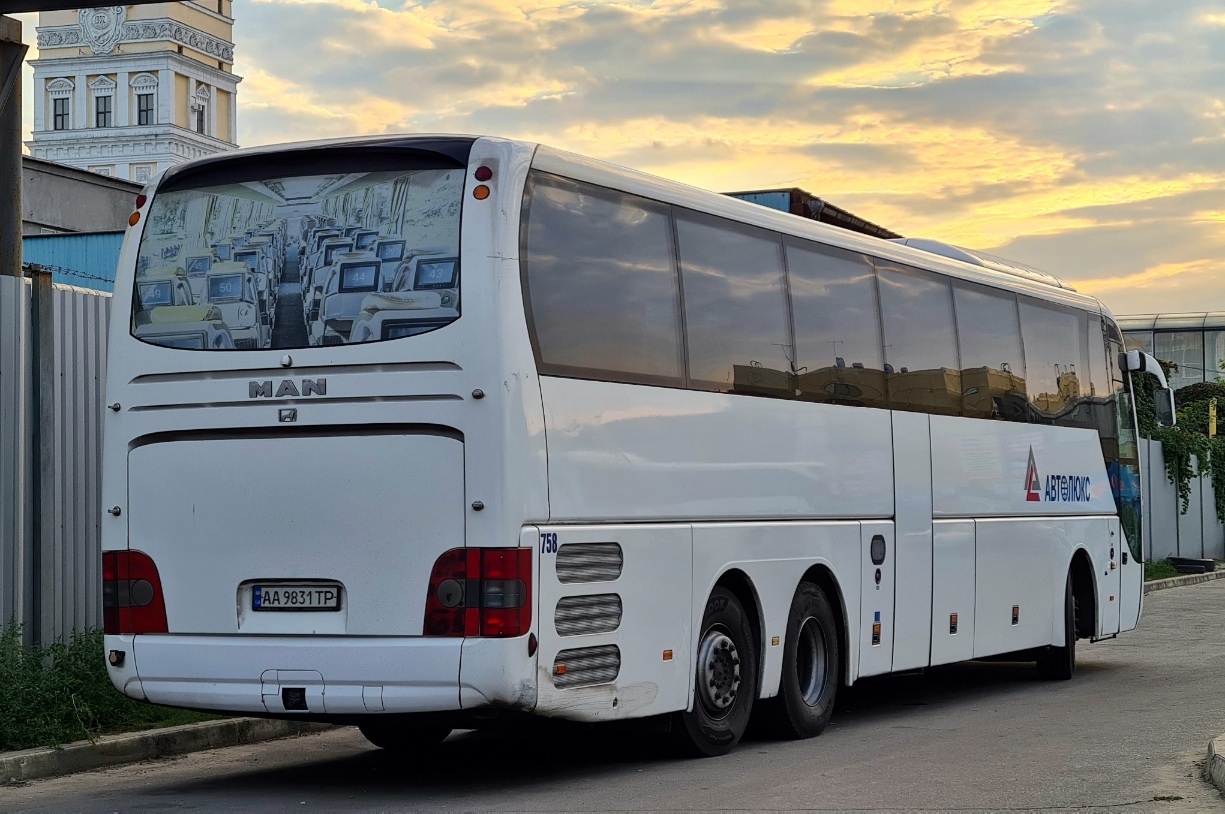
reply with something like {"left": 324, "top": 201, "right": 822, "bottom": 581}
{"left": 555, "top": 593, "right": 623, "bottom": 637}
{"left": 556, "top": 543, "right": 623, "bottom": 584}
{"left": 552, "top": 645, "right": 620, "bottom": 689}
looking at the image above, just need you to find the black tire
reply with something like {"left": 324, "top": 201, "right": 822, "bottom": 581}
{"left": 673, "top": 586, "right": 759, "bottom": 757}
{"left": 358, "top": 720, "right": 452, "bottom": 753}
{"left": 1036, "top": 571, "right": 1076, "bottom": 680}
{"left": 760, "top": 582, "right": 840, "bottom": 739}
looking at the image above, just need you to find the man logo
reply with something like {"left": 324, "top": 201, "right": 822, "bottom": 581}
{"left": 1025, "top": 447, "right": 1041, "bottom": 502}
{"left": 249, "top": 379, "right": 327, "bottom": 399}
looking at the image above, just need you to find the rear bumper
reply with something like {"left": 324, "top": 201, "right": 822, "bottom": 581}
{"left": 108, "top": 634, "right": 486, "bottom": 716}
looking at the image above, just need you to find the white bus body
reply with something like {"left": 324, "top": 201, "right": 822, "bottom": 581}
{"left": 102, "top": 135, "right": 1170, "bottom": 756}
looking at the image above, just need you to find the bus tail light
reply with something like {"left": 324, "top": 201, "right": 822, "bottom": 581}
{"left": 424, "top": 548, "right": 532, "bottom": 638}
{"left": 103, "top": 550, "right": 168, "bottom": 635}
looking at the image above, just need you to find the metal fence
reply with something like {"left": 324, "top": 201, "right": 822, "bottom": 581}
{"left": 0, "top": 272, "right": 109, "bottom": 644}
{"left": 1140, "top": 439, "right": 1225, "bottom": 561}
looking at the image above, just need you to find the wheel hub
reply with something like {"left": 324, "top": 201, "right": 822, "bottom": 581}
{"left": 697, "top": 628, "right": 741, "bottom": 714}
{"left": 796, "top": 616, "right": 828, "bottom": 706}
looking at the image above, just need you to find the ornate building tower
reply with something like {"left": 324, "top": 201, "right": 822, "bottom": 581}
{"left": 26, "top": 4, "right": 240, "bottom": 183}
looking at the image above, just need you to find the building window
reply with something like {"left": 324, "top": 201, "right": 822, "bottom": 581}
{"left": 95, "top": 94, "right": 112, "bottom": 128}
{"left": 52, "top": 97, "right": 69, "bottom": 130}
{"left": 137, "top": 93, "right": 154, "bottom": 126}
{"left": 195, "top": 104, "right": 206, "bottom": 135}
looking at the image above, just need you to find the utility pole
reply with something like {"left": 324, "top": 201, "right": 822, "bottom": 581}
{"left": 1, "top": 15, "right": 28, "bottom": 278}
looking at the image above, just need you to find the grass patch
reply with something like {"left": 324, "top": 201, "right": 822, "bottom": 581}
{"left": 0, "top": 623, "right": 218, "bottom": 752}
{"left": 1144, "top": 559, "right": 1180, "bottom": 582}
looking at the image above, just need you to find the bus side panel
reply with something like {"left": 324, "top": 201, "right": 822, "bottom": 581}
{"left": 535, "top": 524, "right": 692, "bottom": 722}
{"left": 973, "top": 517, "right": 1112, "bottom": 656}
{"left": 929, "top": 418, "right": 1115, "bottom": 519}
{"left": 973, "top": 518, "right": 1055, "bottom": 657}
{"left": 539, "top": 378, "right": 894, "bottom": 523}
{"left": 930, "top": 520, "right": 975, "bottom": 666}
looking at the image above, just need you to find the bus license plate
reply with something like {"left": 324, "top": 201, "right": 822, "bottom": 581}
{"left": 252, "top": 585, "right": 340, "bottom": 612}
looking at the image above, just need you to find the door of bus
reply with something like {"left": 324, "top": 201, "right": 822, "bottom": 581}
{"left": 1098, "top": 519, "right": 1122, "bottom": 637}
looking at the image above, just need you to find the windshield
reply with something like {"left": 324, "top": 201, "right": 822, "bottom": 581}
{"left": 132, "top": 166, "right": 462, "bottom": 350}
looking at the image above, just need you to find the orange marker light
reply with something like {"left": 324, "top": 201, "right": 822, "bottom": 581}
{"left": 472, "top": 185, "right": 490, "bottom": 200}
{"left": 662, "top": 650, "right": 673, "bottom": 661}
{"left": 128, "top": 212, "right": 140, "bottom": 226}
{"left": 554, "top": 664, "right": 567, "bottom": 676}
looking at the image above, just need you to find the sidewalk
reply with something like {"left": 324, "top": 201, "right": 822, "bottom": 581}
{"left": 0, "top": 718, "right": 331, "bottom": 785}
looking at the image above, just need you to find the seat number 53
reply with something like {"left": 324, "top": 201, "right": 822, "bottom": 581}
{"left": 540, "top": 532, "right": 558, "bottom": 554}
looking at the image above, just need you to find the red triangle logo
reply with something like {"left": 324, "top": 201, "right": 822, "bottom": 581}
{"left": 1025, "top": 447, "right": 1041, "bottom": 502}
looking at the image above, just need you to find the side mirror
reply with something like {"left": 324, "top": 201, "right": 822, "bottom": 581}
{"left": 1155, "top": 387, "right": 1176, "bottom": 427}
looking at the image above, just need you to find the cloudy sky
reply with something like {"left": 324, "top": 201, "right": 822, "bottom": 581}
{"left": 16, "top": 1, "right": 1225, "bottom": 316}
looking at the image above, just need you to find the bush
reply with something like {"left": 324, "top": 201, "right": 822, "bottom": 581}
{"left": 0, "top": 623, "right": 216, "bottom": 751}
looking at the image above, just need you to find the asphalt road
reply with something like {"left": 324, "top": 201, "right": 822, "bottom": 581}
{"left": 7, "top": 581, "right": 1225, "bottom": 812}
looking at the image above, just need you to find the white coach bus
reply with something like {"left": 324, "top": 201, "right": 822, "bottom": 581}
{"left": 102, "top": 135, "right": 1175, "bottom": 757}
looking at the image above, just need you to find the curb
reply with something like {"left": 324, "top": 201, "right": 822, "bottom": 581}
{"left": 1143, "top": 569, "right": 1225, "bottom": 594}
{"left": 0, "top": 718, "right": 332, "bottom": 785}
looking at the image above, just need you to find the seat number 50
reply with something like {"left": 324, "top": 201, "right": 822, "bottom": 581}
{"left": 539, "top": 532, "right": 558, "bottom": 554}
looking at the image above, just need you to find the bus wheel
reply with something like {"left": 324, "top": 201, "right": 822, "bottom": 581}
{"left": 358, "top": 720, "right": 452, "bottom": 753}
{"left": 673, "top": 586, "right": 759, "bottom": 757}
{"left": 1036, "top": 571, "right": 1076, "bottom": 681}
{"left": 761, "top": 581, "right": 840, "bottom": 739}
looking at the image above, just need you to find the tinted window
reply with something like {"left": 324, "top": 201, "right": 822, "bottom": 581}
{"left": 876, "top": 262, "right": 960, "bottom": 415}
{"left": 1087, "top": 315, "right": 1111, "bottom": 400}
{"left": 786, "top": 239, "right": 884, "bottom": 408}
{"left": 953, "top": 283, "right": 1026, "bottom": 421}
{"left": 676, "top": 211, "right": 791, "bottom": 397}
{"left": 522, "top": 173, "right": 683, "bottom": 385}
{"left": 1085, "top": 315, "right": 1118, "bottom": 445}
{"left": 1019, "top": 299, "right": 1091, "bottom": 426}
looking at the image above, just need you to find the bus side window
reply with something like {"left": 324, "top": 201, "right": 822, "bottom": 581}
{"left": 674, "top": 210, "right": 792, "bottom": 398}
{"left": 1019, "top": 299, "right": 1092, "bottom": 428}
{"left": 787, "top": 239, "right": 885, "bottom": 409}
{"left": 521, "top": 172, "right": 684, "bottom": 387}
{"left": 876, "top": 262, "right": 961, "bottom": 417}
{"left": 952, "top": 283, "right": 1027, "bottom": 422}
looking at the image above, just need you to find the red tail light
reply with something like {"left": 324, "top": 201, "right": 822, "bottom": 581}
{"left": 424, "top": 548, "right": 532, "bottom": 638}
{"left": 103, "top": 550, "right": 168, "bottom": 635}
